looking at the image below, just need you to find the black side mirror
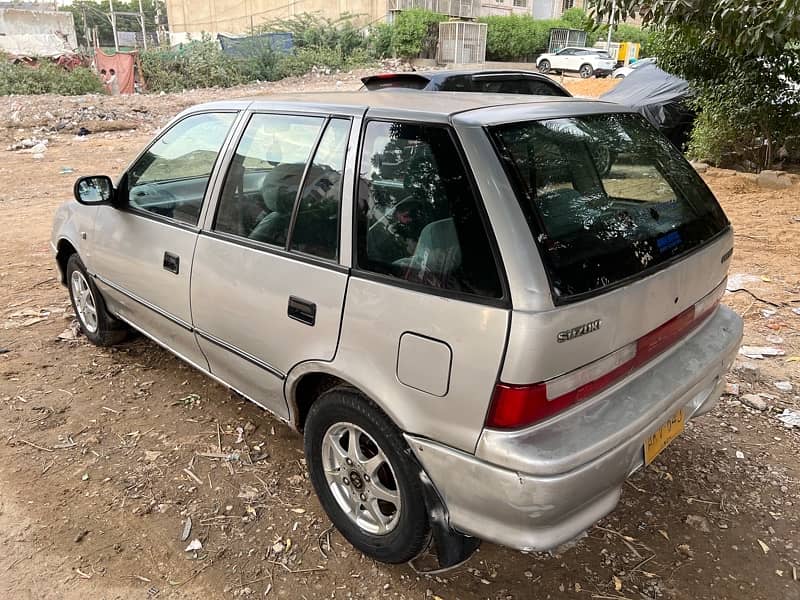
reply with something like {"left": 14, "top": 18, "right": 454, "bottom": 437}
{"left": 73, "top": 175, "right": 115, "bottom": 206}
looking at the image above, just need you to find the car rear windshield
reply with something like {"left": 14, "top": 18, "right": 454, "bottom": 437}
{"left": 489, "top": 112, "right": 729, "bottom": 302}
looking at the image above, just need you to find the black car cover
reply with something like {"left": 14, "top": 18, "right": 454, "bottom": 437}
{"left": 600, "top": 63, "right": 695, "bottom": 149}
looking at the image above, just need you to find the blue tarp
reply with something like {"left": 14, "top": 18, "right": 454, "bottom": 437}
{"left": 217, "top": 32, "right": 293, "bottom": 57}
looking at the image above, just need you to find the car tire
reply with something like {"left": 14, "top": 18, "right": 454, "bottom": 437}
{"left": 579, "top": 64, "right": 594, "bottom": 79}
{"left": 66, "top": 254, "right": 128, "bottom": 346}
{"left": 304, "top": 386, "right": 430, "bottom": 563}
{"left": 538, "top": 59, "right": 551, "bottom": 74}
{"left": 615, "top": 74, "right": 626, "bottom": 79}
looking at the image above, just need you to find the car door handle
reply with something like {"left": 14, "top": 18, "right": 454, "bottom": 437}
{"left": 287, "top": 296, "right": 316, "bottom": 326}
{"left": 163, "top": 252, "right": 180, "bottom": 274}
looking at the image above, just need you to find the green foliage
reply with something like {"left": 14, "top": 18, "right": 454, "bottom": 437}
{"left": 368, "top": 22, "right": 394, "bottom": 59}
{"left": 259, "top": 13, "right": 368, "bottom": 56}
{"left": 595, "top": 0, "right": 800, "bottom": 168}
{"left": 595, "top": 0, "right": 800, "bottom": 58}
{"left": 0, "top": 61, "right": 104, "bottom": 95}
{"left": 560, "top": 7, "right": 591, "bottom": 29}
{"left": 140, "top": 34, "right": 244, "bottom": 92}
{"left": 393, "top": 9, "right": 447, "bottom": 59}
{"left": 479, "top": 15, "right": 554, "bottom": 61}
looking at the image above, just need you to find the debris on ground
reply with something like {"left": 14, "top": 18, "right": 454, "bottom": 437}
{"left": 776, "top": 409, "right": 800, "bottom": 428}
{"left": 741, "top": 393, "right": 768, "bottom": 411}
{"left": 739, "top": 345, "right": 786, "bottom": 359}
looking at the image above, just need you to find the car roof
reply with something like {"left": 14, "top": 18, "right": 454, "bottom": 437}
{"left": 191, "top": 91, "right": 632, "bottom": 124}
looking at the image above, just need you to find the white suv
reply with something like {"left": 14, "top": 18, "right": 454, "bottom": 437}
{"left": 537, "top": 47, "right": 617, "bottom": 78}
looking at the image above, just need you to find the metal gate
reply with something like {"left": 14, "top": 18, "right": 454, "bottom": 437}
{"left": 437, "top": 21, "right": 487, "bottom": 65}
{"left": 548, "top": 28, "right": 587, "bottom": 53}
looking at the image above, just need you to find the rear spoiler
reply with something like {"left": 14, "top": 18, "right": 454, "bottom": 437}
{"left": 360, "top": 73, "right": 430, "bottom": 90}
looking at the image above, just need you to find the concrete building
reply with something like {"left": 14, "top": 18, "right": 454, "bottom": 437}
{"left": 0, "top": 3, "right": 78, "bottom": 57}
{"left": 164, "top": 0, "right": 586, "bottom": 43}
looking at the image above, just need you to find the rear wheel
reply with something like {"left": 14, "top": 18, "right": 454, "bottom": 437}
{"left": 615, "top": 74, "right": 626, "bottom": 79}
{"left": 66, "top": 254, "right": 127, "bottom": 346}
{"left": 538, "top": 59, "right": 551, "bottom": 74}
{"left": 579, "top": 64, "right": 594, "bottom": 79}
{"left": 304, "top": 386, "right": 429, "bottom": 563}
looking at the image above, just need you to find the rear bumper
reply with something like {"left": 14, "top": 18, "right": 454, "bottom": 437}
{"left": 593, "top": 68, "right": 613, "bottom": 77}
{"left": 406, "top": 305, "right": 742, "bottom": 551}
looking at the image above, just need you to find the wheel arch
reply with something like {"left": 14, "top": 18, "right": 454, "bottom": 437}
{"left": 56, "top": 238, "right": 78, "bottom": 285}
{"left": 285, "top": 362, "right": 402, "bottom": 434}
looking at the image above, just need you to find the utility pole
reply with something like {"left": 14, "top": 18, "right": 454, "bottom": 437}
{"left": 155, "top": 1, "right": 162, "bottom": 45}
{"left": 108, "top": 0, "right": 119, "bottom": 51}
{"left": 606, "top": 0, "right": 616, "bottom": 54}
{"left": 138, "top": 0, "right": 148, "bottom": 50}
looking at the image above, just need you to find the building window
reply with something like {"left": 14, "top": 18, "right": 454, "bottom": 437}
{"left": 513, "top": 0, "right": 527, "bottom": 6}
{"left": 562, "top": 0, "right": 575, "bottom": 11}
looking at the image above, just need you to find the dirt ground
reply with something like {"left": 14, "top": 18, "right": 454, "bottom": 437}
{"left": 1, "top": 75, "right": 799, "bottom": 600}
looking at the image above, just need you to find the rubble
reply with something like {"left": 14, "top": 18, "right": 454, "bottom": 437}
{"left": 741, "top": 393, "right": 768, "bottom": 411}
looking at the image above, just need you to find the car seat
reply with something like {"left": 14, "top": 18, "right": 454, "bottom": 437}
{"left": 249, "top": 163, "right": 306, "bottom": 246}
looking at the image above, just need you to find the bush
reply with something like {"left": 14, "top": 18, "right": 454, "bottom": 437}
{"left": 260, "top": 13, "right": 369, "bottom": 57}
{"left": 368, "top": 22, "right": 394, "bottom": 59}
{"left": 0, "top": 61, "right": 104, "bottom": 96}
{"left": 140, "top": 34, "right": 244, "bottom": 92}
{"left": 653, "top": 32, "right": 800, "bottom": 168}
{"left": 393, "top": 9, "right": 447, "bottom": 59}
{"left": 480, "top": 15, "right": 560, "bottom": 61}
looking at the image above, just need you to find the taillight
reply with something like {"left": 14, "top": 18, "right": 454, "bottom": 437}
{"left": 486, "top": 282, "right": 725, "bottom": 430}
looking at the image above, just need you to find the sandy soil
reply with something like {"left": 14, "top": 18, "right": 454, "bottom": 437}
{"left": 0, "top": 78, "right": 798, "bottom": 600}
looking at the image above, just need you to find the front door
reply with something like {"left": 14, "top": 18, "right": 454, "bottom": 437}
{"left": 91, "top": 111, "right": 238, "bottom": 368}
{"left": 190, "top": 112, "right": 354, "bottom": 418}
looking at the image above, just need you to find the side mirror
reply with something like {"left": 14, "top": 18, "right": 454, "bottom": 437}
{"left": 73, "top": 175, "right": 115, "bottom": 206}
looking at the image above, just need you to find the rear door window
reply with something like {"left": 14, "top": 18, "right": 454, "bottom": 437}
{"left": 356, "top": 120, "right": 502, "bottom": 300}
{"left": 213, "top": 113, "right": 324, "bottom": 247}
{"left": 490, "top": 112, "right": 728, "bottom": 302}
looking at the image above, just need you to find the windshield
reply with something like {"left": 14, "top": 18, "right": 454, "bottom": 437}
{"left": 489, "top": 113, "right": 728, "bottom": 302}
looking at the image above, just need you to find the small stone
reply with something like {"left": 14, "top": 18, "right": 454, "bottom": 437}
{"left": 677, "top": 543, "right": 694, "bottom": 558}
{"left": 685, "top": 514, "right": 711, "bottom": 533}
{"left": 741, "top": 394, "right": 767, "bottom": 411}
{"left": 757, "top": 170, "right": 792, "bottom": 189}
{"left": 774, "top": 381, "right": 793, "bottom": 392}
{"left": 725, "top": 382, "right": 740, "bottom": 396}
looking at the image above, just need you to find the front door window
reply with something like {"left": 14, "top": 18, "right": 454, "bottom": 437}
{"left": 127, "top": 112, "right": 236, "bottom": 225}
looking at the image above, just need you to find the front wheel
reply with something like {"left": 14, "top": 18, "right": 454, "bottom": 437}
{"left": 66, "top": 254, "right": 128, "bottom": 346}
{"left": 304, "top": 387, "right": 429, "bottom": 563}
{"left": 579, "top": 63, "right": 594, "bottom": 79}
{"left": 538, "top": 59, "right": 551, "bottom": 74}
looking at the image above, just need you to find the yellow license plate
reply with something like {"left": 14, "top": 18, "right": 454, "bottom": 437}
{"left": 644, "top": 408, "right": 685, "bottom": 465}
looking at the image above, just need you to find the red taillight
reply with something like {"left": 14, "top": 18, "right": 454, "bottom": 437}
{"left": 486, "top": 284, "right": 724, "bottom": 430}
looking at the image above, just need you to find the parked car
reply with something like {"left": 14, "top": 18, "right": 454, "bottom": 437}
{"left": 536, "top": 47, "right": 617, "bottom": 78}
{"left": 601, "top": 62, "right": 695, "bottom": 151}
{"left": 53, "top": 91, "right": 742, "bottom": 567}
{"left": 612, "top": 56, "right": 658, "bottom": 79}
{"left": 360, "top": 69, "right": 571, "bottom": 96}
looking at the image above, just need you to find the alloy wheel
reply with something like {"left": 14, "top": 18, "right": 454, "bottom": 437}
{"left": 321, "top": 422, "right": 401, "bottom": 535}
{"left": 71, "top": 270, "right": 99, "bottom": 333}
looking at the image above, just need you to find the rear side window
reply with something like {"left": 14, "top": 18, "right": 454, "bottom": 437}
{"left": 470, "top": 77, "right": 567, "bottom": 97}
{"left": 490, "top": 113, "right": 728, "bottom": 301}
{"left": 356, "top": 121, "right": 502, "bottom": 300}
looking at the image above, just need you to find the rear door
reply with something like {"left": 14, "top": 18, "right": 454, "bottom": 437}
{"left": 190, "top": 111, "right": 356, "bottom": 418}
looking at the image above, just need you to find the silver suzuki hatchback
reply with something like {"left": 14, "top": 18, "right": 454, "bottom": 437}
{"left": 52, "top": 92, "right": 743, "bottom": 567}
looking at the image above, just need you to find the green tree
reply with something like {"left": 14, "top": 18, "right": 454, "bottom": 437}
{"left": 593, "top": 0, "right": 800, "bottom": 168}
{"left": 62, "top": 0, "right": 167, "bottom": 48}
